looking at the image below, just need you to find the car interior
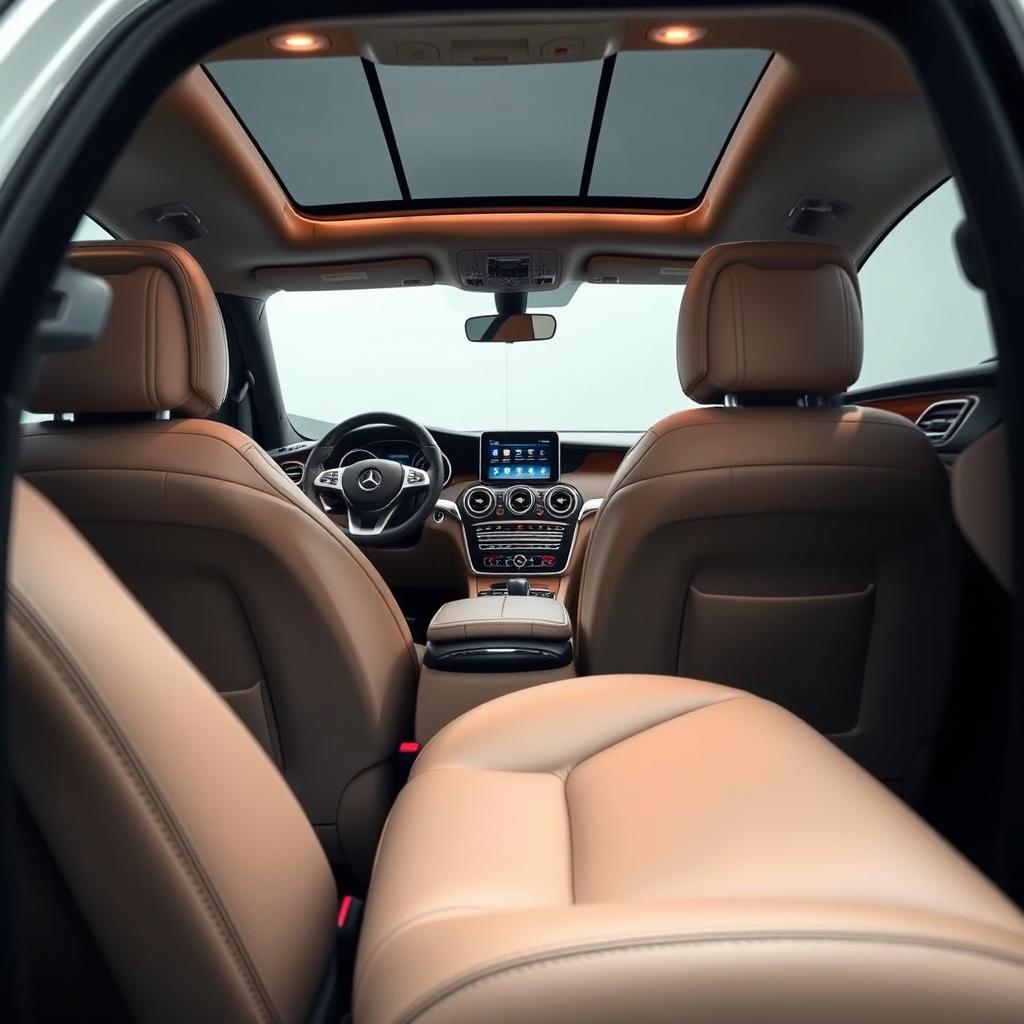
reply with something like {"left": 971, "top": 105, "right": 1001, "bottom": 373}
{"left": 6, "top": 4, "right": 1024, "bottom": 1023}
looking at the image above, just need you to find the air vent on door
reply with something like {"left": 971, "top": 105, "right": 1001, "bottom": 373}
{"left": 915, "top": 397, "right": 977, "bottom": 445}
{"left": 280, "top": 460, "right": 305, "bottom": 484}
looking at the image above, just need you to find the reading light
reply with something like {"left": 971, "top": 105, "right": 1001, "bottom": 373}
{"left": 647, "top": 24, "right": 708, "bottom": 46}
{"left": 269, "top": 31, "right": 330, "bottom": 53}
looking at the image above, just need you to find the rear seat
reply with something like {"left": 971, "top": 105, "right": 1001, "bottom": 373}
{"left": 355, "top": 674, "right": 1024, "bottom": 1023}
{"left": 9, "top": 478, "right": 1024, "bottom": 1022}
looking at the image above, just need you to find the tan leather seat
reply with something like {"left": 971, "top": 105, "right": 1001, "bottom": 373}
{"left": 577, "top": 241, "right": 958, "bottom": 799}
{"left": 19, "top": 242, "right": 419, "bottom": 877}
{"left": 12, "top": 479, "right": 1024, "bottom": 1021}
{"left": 356, "top": 674, "right": 1024, "bottom": 1023}
{"left": 9, "top": 479, "right": 337, "bottom": 1022}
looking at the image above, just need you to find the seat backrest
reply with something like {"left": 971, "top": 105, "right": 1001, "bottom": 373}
{"left": 8, "top": 478, "right": 337, "bottom": 1022}
{"left": 21, "top": 242, "right": 419, "bottom": 878}
{"left": 578, "top": 242, "right": 958, "bottom": 799}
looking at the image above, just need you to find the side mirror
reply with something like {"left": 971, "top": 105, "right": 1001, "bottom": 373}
{"left": 465, "top": 313, "right": 556, "bottom": 343}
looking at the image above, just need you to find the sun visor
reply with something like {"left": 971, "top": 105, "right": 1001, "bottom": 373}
{"left": 255, "top": 258, "right": 434, "bottom": 291}
{"left": 585, "top": 255, "right": 693, "bottom": 285}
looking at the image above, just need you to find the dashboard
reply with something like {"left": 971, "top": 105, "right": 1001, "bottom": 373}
{"left": 268, "top": 424, "right": 625, "bottom": 586}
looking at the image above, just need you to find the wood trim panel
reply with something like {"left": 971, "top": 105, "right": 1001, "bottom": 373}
{"left": 859, "top": 392, "right": 968, "bottom": 423}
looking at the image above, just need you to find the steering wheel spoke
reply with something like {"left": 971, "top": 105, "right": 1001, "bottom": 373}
{"left": 312, "top": 468, "right": 345, "bottom": 494}
{"left": 347, "top": 503, "right": 400, "bottom": 537}
{"left": 401, "top": 465, "right": 431, "bottom": 491}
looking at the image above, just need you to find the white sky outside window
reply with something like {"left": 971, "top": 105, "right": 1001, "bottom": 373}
{"left": 266, "top": 283, "right": 692, "bottom": 433}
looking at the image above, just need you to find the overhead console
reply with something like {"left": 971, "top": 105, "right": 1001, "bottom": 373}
{"left": 458, "top": 431, "right": 582, "bottom": 575}
{"left": 457, "top": 250, "right": 561, "bottom": 292}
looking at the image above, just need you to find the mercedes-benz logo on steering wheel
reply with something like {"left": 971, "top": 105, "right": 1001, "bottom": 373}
{"left": 358, "top": 468, "right": 382, "bottom": 491}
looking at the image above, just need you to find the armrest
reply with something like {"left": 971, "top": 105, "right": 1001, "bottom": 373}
{"left": 427, "top": 596, "right": 571, "bottom": 643}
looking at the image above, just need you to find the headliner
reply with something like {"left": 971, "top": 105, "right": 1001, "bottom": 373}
{"left": 89, "top": 8, "right": 947, "bottom": 298}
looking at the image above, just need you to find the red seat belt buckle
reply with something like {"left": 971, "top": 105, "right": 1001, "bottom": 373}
{"left": 397, "top": 740, "right": 420, "bottom": 786}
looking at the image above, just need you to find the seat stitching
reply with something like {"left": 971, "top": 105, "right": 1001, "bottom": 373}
{"left": 567, "top": 694, "right": 748, "bottom": 775}
{"left": 565, "top": 778, "right": 576, "bottom": 905}
{"left": 399, "top": 932, "right": 1024, "bottom": 1023}
{"left": 8, "top": 588, "right": 279, "bottom": 1024}
{"left": 144, "top": 268, "right": 159, "bottom": 410}
{"left": 410, "top": 694, "right": 750, "bottom": 782}
{"left": 353, "top": 904, "right": 494, "bottom": 994}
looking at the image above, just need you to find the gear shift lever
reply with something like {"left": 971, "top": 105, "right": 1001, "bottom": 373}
{"left": 506, "top": 577, "right": 530, "bottom": 596}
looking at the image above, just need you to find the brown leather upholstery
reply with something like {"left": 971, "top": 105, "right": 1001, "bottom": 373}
{"left": 357, "top": 674, "right": 1024, "bottom": 1023}
{"left": 953, "top": 423, "right": 1012, "bottom": 592}
{"left": 8, "top": 479, "right": 336, "bottom": 1022}
{"left": 20, "top": 245, "right": 419, "bottom": 877}
{"left": 30, "top": 242, "right": 228, "bottom": 417}
{"left": 678, "top": 241, "right": 861, "bottom": 403}
{"left": 579, "top": 241, "right": 957, "bottom": 797}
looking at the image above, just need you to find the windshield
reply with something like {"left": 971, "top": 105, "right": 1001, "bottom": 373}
{"left": 266, "top": 283, "right": 695, "bottom": 434}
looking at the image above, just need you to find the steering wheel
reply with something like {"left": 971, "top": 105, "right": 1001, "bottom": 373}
{"left": 301, "top": 412, "right": 444, "bottom": 547}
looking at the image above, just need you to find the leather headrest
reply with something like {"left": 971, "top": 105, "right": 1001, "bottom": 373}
{"left": 30, "top": 242, "right": 228, "bottom": 418}
{"left": 678, "top": 241, "right": 863, "bottom": 403}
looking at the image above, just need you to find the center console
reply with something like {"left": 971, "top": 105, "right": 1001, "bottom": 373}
{"left": 458, "top": 431, "right": 583, "bottom": 576}
{"left": 416, "top": 594, "right": 576, "bottom": 741}
{"left": 416, "top": 431, "right": 583, "bottom": 741}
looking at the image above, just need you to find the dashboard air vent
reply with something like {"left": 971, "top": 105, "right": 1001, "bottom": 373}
{"left": 915, "top": 398, "right": 976, "bottom": 445}
{"left": 280, "top": 460, "right": 305, "bottom": 484}
{"left": 505, "top": 486, "right": 536, "bottom": 516}
{"left": 544, "top": 485, "right": 579, "bottom": 518}
{"left": 464, "top": 486, "right": 496, "bottom": 519}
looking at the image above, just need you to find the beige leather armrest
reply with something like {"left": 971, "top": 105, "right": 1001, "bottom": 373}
{"left": 427, "top": 596, "right": 571, "bottom": 643}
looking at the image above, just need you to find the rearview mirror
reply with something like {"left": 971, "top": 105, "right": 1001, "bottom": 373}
{"left": 465, "top": 313, "right": 556, "bottom": 343}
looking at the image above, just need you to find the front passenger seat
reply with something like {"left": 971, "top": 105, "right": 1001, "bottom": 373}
{"left": 578, "top": 241, "right": 958, "bottom": 799}
{"left": 19, "top": 241, "right": 419, "bottom": 878}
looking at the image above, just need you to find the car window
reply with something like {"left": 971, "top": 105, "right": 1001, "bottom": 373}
{"left": 71, "top": 216, "right": 114, "bottom": 242}
{"left": 857, "top": 180, "right": 993, "bottom": 389}
{"left": 266, "top": 282, "right": 693, "bottom": 435}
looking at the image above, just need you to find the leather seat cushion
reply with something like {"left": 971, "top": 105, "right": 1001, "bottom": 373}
{"left": 355, "top": 674, "right": 1024, "bottom": 1024}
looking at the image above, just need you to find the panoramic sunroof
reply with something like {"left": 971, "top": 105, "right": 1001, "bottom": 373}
{"left": 207, "top": 49, "right": 770, "bottom": 212}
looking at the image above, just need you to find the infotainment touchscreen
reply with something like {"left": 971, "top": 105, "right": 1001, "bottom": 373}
{"left": 480, "top": 432, "right": 559, "bottom": 482}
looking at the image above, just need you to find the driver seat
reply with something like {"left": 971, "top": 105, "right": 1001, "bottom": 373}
{"left": 19, "top": 241, "right": 419, "bottom": 878}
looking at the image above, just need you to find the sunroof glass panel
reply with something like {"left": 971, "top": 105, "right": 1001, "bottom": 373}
{"left": 588, "top": 49, "right": 771, "bottom": 200}
{"left": 376, "top": 62, "right": 603, "bottom": 199}
{"left": 208, "top": 58, "right": 402, "bottom": 207}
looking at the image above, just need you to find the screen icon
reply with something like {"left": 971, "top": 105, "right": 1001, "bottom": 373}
{"left": 503, "top": 466, "right": 511, "bottom": 476}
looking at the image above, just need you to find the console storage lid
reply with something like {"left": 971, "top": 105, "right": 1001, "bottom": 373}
{"left": 427, "top": 595, "right": 571, "bottom": 643}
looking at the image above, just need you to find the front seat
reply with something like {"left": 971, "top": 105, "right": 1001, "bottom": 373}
{"left": 12, "top": 478, "right": 1024, "bottom": 1023}
{"left": 577, "top": 241, "right": 958, "bottom": 799}
{"left": 19, "top": 241, "right": 419, "bottom": 877}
